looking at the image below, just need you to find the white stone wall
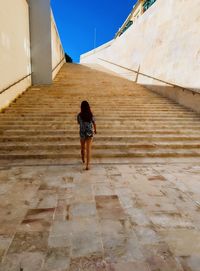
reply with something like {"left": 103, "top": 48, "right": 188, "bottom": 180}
{"left": 0, "top": 0, "right": 31, "bottom": 110}
{"left": 0, "top": 1, "right": 65, "bottom": 110}
{"left": 80, "top": 40, "right": 114, "bottom": 62}
{"left": 80, "top": 0, "right": 200, "bottom": 112}
{"left": 51, "top": 12, "right": 65, "bottom": 79}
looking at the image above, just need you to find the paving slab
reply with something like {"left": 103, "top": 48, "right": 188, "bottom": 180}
{"left": 159, "top": 229, "right": 200, "bottom": 256}
{"left": 0, "top": 162, "right": 200, "bottom": 270}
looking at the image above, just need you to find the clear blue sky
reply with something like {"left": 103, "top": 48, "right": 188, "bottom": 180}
{"left": 51, "top": 0, "right": 137, "bottom": 63}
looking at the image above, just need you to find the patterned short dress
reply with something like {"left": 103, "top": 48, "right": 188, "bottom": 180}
{"left": 77, "top": 113, "right": 95, "bottom": 140}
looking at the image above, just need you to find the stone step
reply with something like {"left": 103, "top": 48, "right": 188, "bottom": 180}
{"left": 10, "top": 103, "right": 180, "bottom": 105}
{"left": 0, "top": 119, "right": 200, "bottom": 125}
{"left": 9, "top": 97, "right": 177, "bottom": 101}
{"left": 9, "top": 104, "right": 181, "bottom": 108}
{"left": 13, "top": 94, "right": 175, "bottom": 99}
{"left": 1, "top": 135, "right": 200, "bottom": 142}
{"left": 7, "top": 104, "right": 187, "bottom": 108}
{"left": 4, "top": 116, "right": 196, "bottom": 122}
{"left": 1, "top": 148, "right": 200, "bottom": 160}
{"left": 0, "top": 117, "right": 199, "bottom": 124}
{"left": 0, "top": 142, "right": 200, "bottom": 152}
{"left": 6, "top": 109, "right": 189, "bottom": 114}
{"left": 10, "top": 105, "right": 183, "bottom": 109}
{"left": 0, "top": 112, "right": 197, "bottom": 118}
{"left": 1, "top": 111, "right": 198, "bottom": 116}
{"left": 1, "top": 63, "right": 200, "bottom": 162}
{"left": 0, "top": 123, "right": 199, "bottom": 130}
{"left": 12, "top": 98, "right": 178, "bottom": 101}
{"left": 0, "top": 124, "right": 200, "bottom": 134}
{"left": 1, "top": 129, "right": 200, "bottom": 136}
{"left": 6, "top": 102, "right": 184, "bottom": 106}
{"left": 2, "top": 108, "right": 193, "bottom": 113}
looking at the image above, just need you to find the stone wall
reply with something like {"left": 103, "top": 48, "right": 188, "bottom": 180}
{"left": 0, "top": 0, "right": 31, "bottom": 110}
{"left": 0, "top": 0, "right": 65, "bottom": 111}
{"left": 81, "top": 40, "right": 114, "bottom": 62}
{"left": 51, "top": 12, "right": 65, "bottom": 79}
{"left": 80, "top": 0, "right": 200, "bottom": 113}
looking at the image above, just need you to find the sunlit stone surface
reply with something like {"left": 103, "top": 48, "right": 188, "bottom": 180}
{"left": 0, "top": 163, "right": 200, "bottom": 270}
{"left": 0, "top": 65, "right": 200, "bottom": 270}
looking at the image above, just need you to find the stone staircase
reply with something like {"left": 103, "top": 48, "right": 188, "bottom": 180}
{"left": 0, "top": 63, "right": 200, "bottom": 164}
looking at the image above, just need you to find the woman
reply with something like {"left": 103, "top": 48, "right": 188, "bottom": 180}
{"left": 77, "top": 101, "right": 96, "bottom": 170}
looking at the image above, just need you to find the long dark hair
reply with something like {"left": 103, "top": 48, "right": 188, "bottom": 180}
{"left": 80, "top": 101, "right": 93, "bottom": 122}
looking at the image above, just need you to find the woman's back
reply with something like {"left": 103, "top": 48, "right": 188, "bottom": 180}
{"left": 77, "top": 113, "right": 94, "bottom": 138}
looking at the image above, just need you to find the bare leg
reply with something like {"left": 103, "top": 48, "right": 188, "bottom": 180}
{"left": 85, "top": 137, "right": 92, "bottom": 170}
{"left": 80, "top": 139, "right": 86, "bottom": 163}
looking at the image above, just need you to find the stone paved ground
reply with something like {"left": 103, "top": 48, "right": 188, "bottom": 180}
{"left": 0, "top": 162, "right": 200, "bottom": 270}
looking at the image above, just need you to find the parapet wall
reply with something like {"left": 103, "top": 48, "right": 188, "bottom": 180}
{"left": 0, "top": 0, "right": 65, "bottom": 111}
{"left": 80, "top": 0, "right": 200, "bottom": 113}
{"left": 81, "top": 40, "right": 114, "bottom": 61}
{"left": 0, "top": 0, "right": 31, "bottom": 110}
{"left": 51, "top": 12, "right": 65, "bottom": 79}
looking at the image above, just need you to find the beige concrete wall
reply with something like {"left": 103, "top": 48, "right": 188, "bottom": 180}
{"left": 80, "top": 0, "right": 200, "bottom": 113}
{"left": 51, "top": 12, "right": 65, "bottom": 79}
{"left": 0, "top": 0, "right": 31, "bottom": 110}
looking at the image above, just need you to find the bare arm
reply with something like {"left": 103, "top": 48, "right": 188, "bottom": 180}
{"left": 93, "top": 121, "right": 97, "bottom": 134}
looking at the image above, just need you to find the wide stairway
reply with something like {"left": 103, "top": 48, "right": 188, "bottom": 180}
{"left": 0, "top": 63, "right": 200, "bottom": 164}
